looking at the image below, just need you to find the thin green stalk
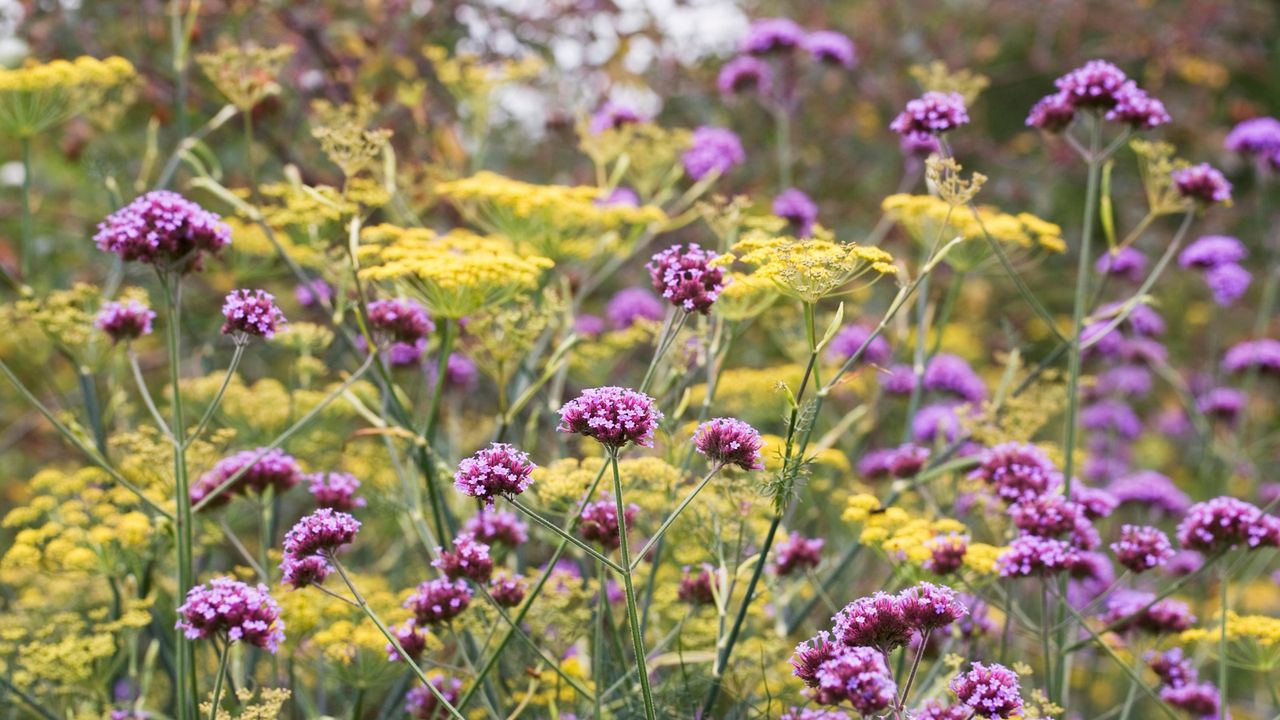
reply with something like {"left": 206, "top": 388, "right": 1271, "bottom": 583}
{"left": 422, "top": 318, "right": 456, "bottom": 544}
{"left": 508, "top": 498, "right": 625, "bottom": 573}
{"left": 187, "top": 344, "right": 244, "bottom": 446}
{"left": 903, "top": 263, "right": 931, "bottom": 442}
{"left": 208, "top": 646, "right": 230, "bottom": 720}
{"left": 0, "top": 674, "right": 58, "bottom": 720}
{"left": 424, "top": 318, "right": 455, "bottom": 442}
{"left": 77, "top": 367, "right": 108, "bottom": 456}
{"left": 609, "top": 451, "right": 656, "bottom": 720}
{"left": 1219, "top": 569, "right": 1229, "bottom": 720}
{"left": 896, "top": 630, "right": 929, "bottom": 713}
{"left": 130, "top": 351, "right": 174, "bottom": 438}
{"left": 630, "top": 463, "right": 724, "bottom": 569}
{"left": 19, "top": 136, "right": 31, "bottom": 279}
{"left": 775, "top": 107, "right": 793, "bottom": 190}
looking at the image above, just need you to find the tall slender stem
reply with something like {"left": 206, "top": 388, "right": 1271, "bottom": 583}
{"left": 19, "top": 136, "right": 31, "bottom": 279}
{"left": 631, "top": 463, "right": 724, "bottom": 569}
{"left": 208, "top": 645, "right": 230, "bottom": 720}
{"left": 163, "top": 274, "right": 196, "bottom": 720}
{"left": 1219, "top": 569, "right": 1229, "bottom": 720}
{"left": 187, "top": 344, "right": 245, "bottom": 446}
{"left": 609, "top": 451, "right": 656, "bottom": 720}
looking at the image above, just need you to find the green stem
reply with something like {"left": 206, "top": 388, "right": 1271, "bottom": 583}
{"left": 775, "top": 107, "right": 793, "bottom": 190}
{"left": 424, "top": 318, "right": 455, "bottom": 442}
{"left": 508, "top": 498, "right": 625, "bottom": 574}
{"left": 630, "top": 463, "right": 724, "bottom": 569}
{"left": 20, "top": 136, "right": 31, "bottom": 280}
{"left": 208, "top": 645, "right": 230, "bottom": 720}
{"left": 187, "top": 344, "right": 244, "bottom": 446}
{"left": 0, "top": 674, "right": 58, "bottom": 720}
{"left": 1219, "top": 569, "right": 1229, "bottom": 720}
{"left": 609, "top": 451, "right": 656, "bottom": 720}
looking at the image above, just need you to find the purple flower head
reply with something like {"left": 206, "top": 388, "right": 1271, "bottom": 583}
{"left": 890, "top": 91, "right": 970, "bottom": 137}
{"left": 1071, "top": 484, "right": 1119, "bottom": 520}
{"left": 1108, "top": 470, "right": 1191, "bottom": 515}
{"left": 406, "top": 578, "right": 472, "bottom": 625}
{"left": 1095, "top": 247, "right": 1147, "bottom": 283}
{"left": 405, "top": 676, "right": 462, "bottom": 719}
{"left": 1222, "top": 338, "right": 1280, "bottom": 375}
{"left": 880, "top": 364, "right": 916, "bottom": 394}
{"left": 925, "top": 534, "right": 969, "bottom": 575}
{"left": 436, "top": 353, "right": 477, "bottom": 389}
{"left": 1196, "top": 387, "right": 1246, "bottom": 424}
{"left": 915, "top": 701, "right": 971, "bottom": 720}
{"left": 741, "top": 18, "right": 806, "bottom": 55}
{"left": 781, "top": 708, "right": 852, "bottom": 720}
{"left": 1009, "top": 495, "right": 1090, "bottom": 539}
{"left": 367, "top": 298, "right": 434, "bottom": 343}
{"left": 1111, "top": 524, "right": 1174, "bottom": 573}
{"left": 1173, "top": 163, "right": 1232, "bottom": 206}
{"left": 997, "top": 535, "right": 1080, "bottom": 577}
{"left": 175, "top": 577, "right": 284, "bottom": 652}
{"left": 791, "top": 630, "right": 839, "bottom": 687}
{"left": 774, "top": 531, "right": 824, "bottom": 576}
{"left": 1180, "top": 235, "right": 1247, "bottom": 270}
{"left": 827, "top": 323, "right": 892, "bottom": 366}
{"left": 306, "top": 471, "right": 365, "bottom": 511}
{"left": 557, "top": 386, "right": 663, "bottom": 448}
{"left": 294, "top": 279, "right": 332, "bottom": 308}
{"left": 896, "top": 581, "right": 968, "bottom": 632}
{"left": 1165, "top": 549, "right": 1204, "bottom": 576}
{"left": 949, "top": 662, "right": 1023, "bottom": 719}
{"left": 924, "top": 353, "right": 986, "bottom": 403}
{"left": 578, "top": 497, "right": 639, "bottom": 551}
{"left": 1224, "top": 116, "right": 1280, "bottom": 163}
{"left": 1081, "top": 399, "right": 1142, "bottom": 439}
{"left": 832, "top": 592, "right": 913, "bottom": 651}
{"left": 589, "top": 101, "right": 647, "bottom": 135}
{"left": 190, "top": 448, "right": 303, "bottom": 508}
{"left": 432, "top": 533, "right": 493, "bottom": 583}
{"left": 1142, "top": 598, "right": 1196, "bottom": 634}
{"left": 900, "top": 130, "right": 943, "bottom": 157}
{"left": 1204, "top": 262, "right": 1251, "bottom": 306}
{"left": 489, "top": 571, "right": 526, "bottom": 608}
{"left": 453, "top": 443, "right": 536, "bottom": 505}
{"left": 804, "top": 31, "right": 857, "bottom": 68}
{"left": 646, "top": 243, "right": 728, "bottom": 314}
{"left": 1025, "top": 91, "right": 1076, "bottom": 132}
{"left": 718, "top": 56, "right": 774, "bottom": 97}
{"left": 96, "top": 300, "right": 156, "bottom": 343}
{"left": 773, "top": 188, "right": 819, "bottom": 237}
{"left": 1160, "top": 682, "right": 1221, "bottom": 718}
{"left": 970, "top": 442, "right": 1064, "bottom": 503}
{"left": 597, "top": 187, "right": 640, "bottom": 207}
{"left": 574, "top": 314, "right": 605, "bottom": 338}
{"left": 463, "top": 509, "right": 528, "bottom": 548}
{"left": 282, "top": 508, "right": 361, "bottom": 559}
{"left": 677, "top": 564, "right": 716, "bottom": 605}
{"left": 683, "top": 126, "right": 745, "bottom": 181}
{"left": 1094, "top": 365, "right": 1153, "bottom": 398}
{"left": 1053, "top": 60, "right": 1130, "bottom": 109}
{"left": 606, "top": 287, "right": 665, "bottom": 330}
{"left": 1146, "top": 647, "right": 1197, "bottom": 689}
{"left": 693, "top": 417, "right": 765, "bottom": 470}
{"left": 912, "top": 403, "right": 963, "bottom": 444}
{"left": 221, "top": 289, "right": 286, "bottom": 339}
{"left": 1177, "top": 496, "right": 1280, "bottom": 552}
{"left": 814, "top": 646, "right": 897, "bottom": 713}
{"left": 280, "top": 554, "right": 332, "bottom": 590}
{"left": 1106, "top": 82, "right": 1170, "bottom": 129}
{"left": 386, "top": 619, "right": 427, "bottom": 662}
{"left": 94, "top": 190, "right": 231, "bottom": 272}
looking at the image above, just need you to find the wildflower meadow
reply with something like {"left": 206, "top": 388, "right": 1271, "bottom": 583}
{"left": 4, "top": 2, "right": 1280, "bottom": 719}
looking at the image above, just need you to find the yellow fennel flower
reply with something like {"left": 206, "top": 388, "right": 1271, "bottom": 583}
{"left": 0, "top": 56, "right": 136, "bottom": 136}
{"left": 722, "top": 227, "right": 897, "bottom": 304}
{"left": 882, "top": 194, "right": 1066, "bottom": 271}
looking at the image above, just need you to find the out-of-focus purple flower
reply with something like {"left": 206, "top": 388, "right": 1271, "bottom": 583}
{"left": 1165, "top": 549, "right": 1204, "bottom": 576}
{"left": 96, "top": 300, "right": 156, "bottom": 343}
{"left": 890, "top": 91, "right": 970, "bottom": 139}
{"left": 190, "top": 448, "right": 303, "bottom": 508}
{"left": 294, "top": 279, "right": 332, "bottom": 308}
{"left": 1155, "top": 407, "right": 1192, "bottom": 437}
{"left": 646, "top": 243, "right": 728, "bottom": 314}
{"left": 774, "top": 531, "right": 824, "bottom": 576}
{"left": 1112, "top": 524, "right": 1174, "bottom": 573}
{"left": 1106, "top": 82, "right": 1170, "bottom": 129}
{"left": 1196, "top": 387, "right": 1246, "bottom": 424}
{"left": 176, "top": 577, "right": 284, "bottom": 652}
{"left": 1101, "top": 590, "right": 1194, "bottom": 634}
{"left": 489, "top": 571, "right": 526, "bottom": 607}
{"left": 1203, "top": 262, "right": 1251, "bottom": 306}
{"left": 463, "top": 509, "right": 528, "bottom": 548}
{"left": 606, "top": 287, "right": 665, "bottom": 330}
{"left": 923, "top": 353, "right": 986, "bottom": 403}
{"left": 406, "top": 578, "right": 472, "bottom": 625}
{"left": 880, "top": 364, "right": 916, "bottom": 394}
{"left": 1146, "top": 647, "right": 1197, "bottom": 689}
{"left": 405, "top": 676, "right": 462, "bottom": 719}
{"left": 1094, "top": 365, "right": 1153, "bottom": 398}
{"left": 432, "top": 353, "right": 477, "bottom": 388}
{"left": 781, "top": 707, "right": 852, "bottom": 720}
{"left": 741, "top": 17, "right": 806, "bottom": 55}
{"left": 897, "top": 581, "right": 968, "bottom": 632}
{"left": 1010, "top": 495, "right": 1091, "bottom": 540}
{"left": 900, "top": 130, "right": 943, "bottom": 157}
{"left": 949, "top": 662, "right": 1023, "bottom": 719}
{"left": 94, "top": 190, "right": 231, "bottom": 272}
{"left": 368, "top": 298, "right": 434, "bottom": 343}
{"left": 1173, "top": 163, "right": 1232, "bottom": 206}
{"left": 683, "top": 127, "right": 745, "bottom": 180}
{"left": 693, "top": 417, "right": 765, "bottom": 470}
{"left": 1179, "top": 235, "right": 1247, "bottom": 270}
{"left": 386, "top": 619, "right": 427, "bottom": 662}
{"left": 433, "top": 533, "right": 493, "bottom": 583}
{"left": 306, "top": 471, "right": 365, "bottom": 511}
{"left": 970, "top": 442, "right": 1063, "bottom": 503}
{"left": 453, "top": 443, "right": 536, "bottom": 505}
{"left": 1108, "top": 470, "right": 1191, "bottom": 515}
{"left": 925, "top": 534, "right": 968, "bottom": 575}
{"left": 1095, "top": 247, "right": 1146, "bottom": 282}
{"left": 1053, "top": 60, "right": 1130, "bottom": 109}
{"left": 832, "top": 592, "right": 913, "bottom": 651}
{"left": 718, "top": 56, "right": 774, "bottom": 97}
{"left": 1160, "top": 682, "right": 1222, "bottom": 718}
{"left": 1177, "top": 496, "right": 1280, "bottom": 552}
{"left": 221, "top": 289, "right": 286, "bottom": 339}
{"left": 589, "top": 101, "right": 647, "bottom": 134}
{"left": 597, "top": 187, "right": 639, "bottom": 207}
{"left": 1025, "top": 91, "right": 1076, "bottom": 132}
{"left": 803, "top": 31, "right": 857, "bottom": 68}
{"left": 558, "top": 386, "right": 663, "bottom": 448}
{"left": 280, "top": 554, "right": 332, "bottom": 590}
{"left": 773, "top": 188, "right": 819, "bottom": 237}
{"left": 1224, "top": 116, "right": 1280, "bottom": 165}
{"left": 677, "top": 565, "right": 716, "bottom": 605}
{"left": 997, "top": 535, "right": 1080, "bottom": 577}
{"left": 1071, "top": 484, "right": 1119, "bottom": 520}
{"left": 573, "top": 314, "right": 605, "bottom": 338}
{"left": 914, "top": 701, "right": 971, "bottom": 720}
{"left": 1222, "top": 338, "right": 1280, "bottom": 375}
{"left": 826, "top": 323, "right": 892, "bottom": 366}
{"left": 1081, "top": 399, "right": 1142, "bottom": 439}
{"left": 813, "top": 646, "right": 897, "bottom": 712}
{"left": 578, "top": 497, "right": 639, "bottom": 551}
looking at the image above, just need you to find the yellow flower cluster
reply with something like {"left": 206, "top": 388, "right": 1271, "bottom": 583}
{"left": 722, "top": 228, "right": 898, "bottom": 304}
{"left": 0, "top": 55, "right": 137, "bottom": 135}
{"left": 201, "top": 687, "right": 291, "bottom": 720}
{"left": 358, "top": 223, "right": 553, "bottom": 318}
{"left": 532, "top": 456, "right": 682, "bottom": 511}
{"left": 0, "top": 596, "right": 151, "bottom": 695}
{"left": 435, "top": 171, "right": 666, "bottom": 259}
{"left": 424, "top": 45, "right": 545, "bottom": 105}
{"left": 3, "top": 282, "right": 149, "bottom": 358}
{"left": 714, "top": 271, "right": 781, "bottom": 321}
{"left": 843, "top": 493, "right": 1003, "bottom": 574}
{"left": 197, "top": 44, "right": 294, "bottom": 111}
{"left": 1180, "top": 611, "right": 1280, "bottom": 671}
{"left": 688, "top": 363, "right": 809, "bottom": 426}
{"left": 311, "top": 99, "right": 394, "bottom": 179}
{"left": 882, "top": 194, "right": 1067, "bottom": 271}
{"left": 579, "top": 122, "right": 693, "bottom": 199}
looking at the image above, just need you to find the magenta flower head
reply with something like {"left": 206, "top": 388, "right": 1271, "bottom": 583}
{"left": 589, "top": 101, "right": 648, "bottom": 134}
{"left": 367, "top": 298, "right": 434, "bottom": 343}
{"left": 1204, "top": 263, "right": 1251, "bottom": 306}
{"left": 1160, "top": 682, "right": 1222, "bottom": 718}
{"left": 94, "top": 190, "right": 231, "bottom": 272}
{"left": 646, "top": 243, "right": 728, "bottom": 314}
{"left": 890, "top": 91, "right": 969, "bottom": 140}
{"left": 804, "top": 31, "right": 857, "bottom": 69}
{"left": 606, "top": 287, "right": 665, "bottom": 330}
{"left": 1106, "top": 82, "right": 1170, "bottom": 129}
{"left": 949, "top": 662, "right": 1023, "bottom": 719}
{"left": 774, "top": 531, "right": 824, "bottom": 576}
{"left": 1054, "top": 59, "right": 1130, "bottom": 108}
{"left": 896, "top": 581, "right": 968, "bottom": 632}
{"left": 741, "top": 17, "right": 806, "bottom": 55}
{"left": 463, "top": 509, "right": 528, "bottom": 547}
{"left": 832, "top": 591, "right": 913, "bottom": 651}
{"left": 489, "top": 571, "right": 526, "bottom": 608}
{"left": 1173, "top": 163, "right": 1232, "bottom": 206}
{"left": 578, "top": 497, "right": 640, "bottom": 551}
{"left": 1111, "top": 524, "right": 1174, "bottom": 573}
{"left": 432, "top": 533, "right": 493, "bottom": 583}
{"left": 406, "top": 578, "right": 473, "bottom": 625}
{"left": 1224, "top": 116, "right": 1280, "bottom": 166}
{"left": 693, "top": 417, "right": 765, "bottom": 471}
{"left": 826, "top": 323, "right": 892, "bottom": 367}
{"left": 969, "top": 442, "right": 1064, "bottom": 503}
{"left": 814, "top": 646, "right": 897, "bottom": 712}
{"left": 96, "top": 300, "right": 156, "bottom": 343}
{"left": 1146, "top": 647, "right": 1198, "bottom": 689}
{"left": 1222, "top": 338, "right": 1280, "bottom": 375}
{"left": 306, "top": 471, "right": 365, "bottom": 511}
{"left": 190, "top": 448, "right": 303, "bottom": 508}
{"left": 718, "top": 56, "right": 774, "bottom": 97}
{"left": 280, "top": 554, "right": 332, "bottom": 590}
{"left": 453, "top": 443, "right": 536, "bottom": 505}
{"left": 557, "top": 386, "right": 663, "bottom": 449}
{"left": 176, "top": 577, "right": 284, "bottom": 653}
{"left": 683, "top": 126, "right": 746, "bottom": 181}
{"left": 282, "top": 508, "right": 361, "bottom": 560}
{"left": 791, "top": 630, "right": 840, "bottom": 688}
{"left": 1180, "top": 235, "right": 1247, "bottom": 270}
{"left": 221, "top": 289, "right": 286, "bottom": 340}
{"left": 1025, "top": 91, "right": 1076, "bottom": 132}
{"left": 773, "top": 188, "right": 819, "bottom": 237}
{"left": 781, "top": 707, "right": 853, "bottom": 720}
{"left": 1096, "top": 247, "right": 1147, "bottom": 282}
{"left": 405, "top": 676, "right": 462, "bottom": 719}
{"left": 924, "top": 353, "right": 986, "bottom": 403}
{"left": 386, "top": 619, "right": 428, "bottom": 662}
{"left": 997, "top": 535, "right": 1080, "bottom": 577}
{"left": 1176, "top": 496, "right": 1280, "bottom": 552}
{"left": 677, "top": 565, "right": 716, "bottom": 605}
{"left": 925, "top": 534, "right": 969, "bottom": 575}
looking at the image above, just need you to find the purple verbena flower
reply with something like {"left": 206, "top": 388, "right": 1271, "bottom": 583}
{"left": 1160, "top": 682, "right": 1221, "bottom": 718}
{"left": 175, "top": 577, "right": 284, "bottom": 652}
{"left": 96, "top": 300, "right": 156, "bottom": 343}
{"left": 997, "top": 535, "right": 1080, "bottom": 577}
{"left": 306, "top": 471, "right": 365, "bottom": 511}
{"left": 1196, "top": 387, "right": 1246, "bottom": 424}
{"left": 589, "top": 101, "right": 647, "bottom": 134}
{"left": 557, "top": 386, "right": 663, "bottom": 448}
{"left": 813, "top": 646, "right": 896, "bottom": 712}
{"left": 832, "top": 592, "right": 913, "bottom": 651}
{"left": 405, "top": 676, "right": 462, "bottom": 719}
{"left": 1146, "top": 647, "right": 1197, "bottom": 689}
{"left": 462, "top": 509, "right": 528, "bottom": 547}
{"left": 1025, "top": 91, "right": 1076, "bottom": 132}
{"left": 282, "top": 508, "right": 361, "bottom": 559}
{"left": 367, "top": 298, "right": 434, "bottom": 343}
{"left": 682, "top": 126, "right": 745, "bottom": 181}
{"left": 826, "top": 323, "right": 892, "bottom": 366}
{"left": 1179, "top": 235, "right": 1247, "bottom": 269}
{"left": 949, "top": 662, "right": 1023, "bottom": 719}
{"left": 190, "top": 448, "right": 303, "bottom": 508}
{"left": 1176, "top": 496, "right": 1280, "bottom": 552}
{"left": 94, "top": 190, "right": 231, "bottom": 272}
{"left": 1173, "top": 163, "right": 1232, "bottom": 206}
{"left": 718, "top": 56, "right": 774, "bottom": 97}
{"left": 489, "top": 571, "right": 526, "bottom": 608}
{"left": 280, "top": 554, "right": 332, "bottom": 590}
{"left": 1222, "top": 338, "right": 1280, "bottom": 375}
{"left": 890, "top": 91, "right": 969, "bottom": 138}
{"left": 804, "top": 31, "right": 857, "bottom": 68}
{"left": 578, "top": 497, "right": 639, "bottom": 552}
{"left": 677, "top": 565, "right": 716, "bottom": 605}
{"left": 1053, "top": 60, "right": 1130, "bottom": 109}
{"left": 221, "top": 289, "right": 286, "bottom": 339}
{"left": 923, "top": 353, "right": 986, "bottom": 403}
{"left": 969, "top": 442, "right": 1064, "bottom": 503}
{"left": 453, "top": 443, "right": 536, "bottom": 505}
{"left": 406, "top": 578, "right": 473, "bottom": 625}
{"left": 774, "top": 531, "right": 824, "bottom": 576}
{"left": 896, "top": 581, "right": 968, "bottom": 632}
{"left": 1224, "top": 116, "right": 1280, "bottom": 164}
{"left": 646, "top": 243, "right": 728, "bottom": 314}
{"left": 1106, "top": 82, "right": 1170, "bottom": 129}
{"left": 432, "top": 533, "right": 493, "bottom": 583}
{"left": 1095, "top": 247, "right": 1147, "bottom": 282}
{"left": 1204, "top": 262, "right": 1251, "bottom": 306}
{"left": 386, "top": 619, "right": 427, "bottom": 662}
{"left": 1111, "top": 524, "right": 1174, "bottom": 573}
{"left": 606, "top": 287, "right": 665, "bottom": 330}
{"left": 692, "top": 417, "right": 765, "bottom": 470}
{"left": 925, "top": 534, "right": 968, "bottom": 575}
{"left": 773, "top": 188, "right": 819, "bottom": 237}
{"left": 1108, "top": 470, "right": 1192, "bottom": 515}
{"left": 741, "top": 17, "right": 806, "bottom": 55}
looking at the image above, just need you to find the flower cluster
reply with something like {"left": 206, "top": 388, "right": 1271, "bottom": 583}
{"left": 176, "top": 577, "right": 285, "bottom": 652}
{"left": 692, "top": 417, "right": 765, "bottom": 470}
{"left": 306, "top": 471, "right": 366, "bottom": 511}
{"left": 95, "top": 300, "right": 155, "bottom": 343}
{"left": 1176, "top": 496, "right": 1280, "bottom": 552}
{"left": 453, "top": 443, "right": 537, "bottom": 504}
{"left": 190, "top": 448, "right": 303, "bottom": 508}
{"left": 1026, "top": 60, "right": 1168, "bottom": 133}
{"left": 221, "top": 289, "right": 287, "bottom": 339}
{"left": 557, "top": 386, "right": 663, "bottom": 448}
{"left": 94, "top": 191, "right": 231, "bottom": 272}
{"left": 646, "top": 243, "right": 729, "bottom": 314}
